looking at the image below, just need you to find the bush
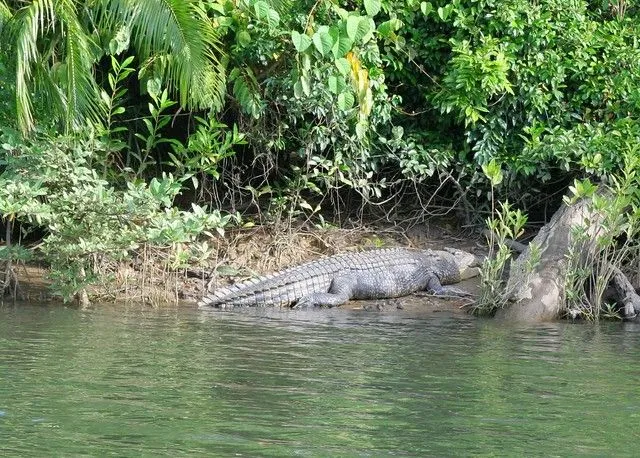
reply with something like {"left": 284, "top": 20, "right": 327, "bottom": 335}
{"left": 0, "top": 131, "right": 237, "bottom": 302}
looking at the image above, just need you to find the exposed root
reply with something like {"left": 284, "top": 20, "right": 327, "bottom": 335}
{"left": 610, "top": 267, "right": 640, "bottom": 319}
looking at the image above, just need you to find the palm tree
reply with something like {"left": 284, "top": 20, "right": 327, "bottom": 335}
{"left": 0, "top": 0, "right": 225, "bottom": 135}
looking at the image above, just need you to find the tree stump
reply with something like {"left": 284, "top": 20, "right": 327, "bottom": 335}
{"left": 496, "top": 193, "right": 640, "bottom": 321}
{"left": 496, "top": 198, "right": 597, "bottom": 321}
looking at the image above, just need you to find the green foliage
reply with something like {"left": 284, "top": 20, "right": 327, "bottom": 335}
{"left": 473, "top": 200, "right": 538, "bottom": 315}
{"left": 168, "top": 116, "right": 247, "bottom": 198}
{"left": 0, "top": 133, "right": 237, "bottom": 302}
{"left": 205, "top": 0, "right": 412, "bottom": 219}
{"left": 0, "top": 52, "right": 15, "bottom": 128}
{"left": 1, "top": 0, "right": 640, "bottom": 307}
{"left": 481, "top": 159, "right": 503, "bottom": 187}
{"left": 3, "top": 0, "right": 639, "bottom": 222}
{"left": 563, "top": 149, "right": 640, "bottom": 320}
{"left": 1, "top": 0, "right": 225, "bottom": 135}
{"left": 101, "top": 55, "right": 135, "bottom": 137}
{"left": 96, "top": 54, "right": 136, "bottom": 171}
{"left": 132, "top": 86, "right": 179, "bottom": 176}
{"left": 436, "top": 37, "right": 514, "bottom": 127}
{"left": 372, "top": 0, "right": 640, "bottom": 215}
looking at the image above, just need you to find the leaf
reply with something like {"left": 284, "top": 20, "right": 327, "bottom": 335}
{"left": 300, "top": 74, "right": 311, "bottom": 96}
{"left": 121, "top": 55, "right": 135, "bottom": 69}
{"left": 110, "top": 66, "right": 121, "bottom": 93}
{"left": 481, "top": 159, "right": 503, "bottom": 186}
{"left": 312, "top": 30, "right": 334, "bottom": 56}
{"left": 355, "top": 120, "right": 368, "bottom": 139}
{"left": 301, "top": 53, "right": 311, "bottom": 71}
{"left": 253, "top": 1, "right": 269, "bottom": 21}
{"left": 361, "top": 86, "right": 373, "bottom": 116}
{"left": 377, "top": 21, "right": 392, "bottom": 38}
{"left": 328, "top": 75, "right": 337, "bottom": 94}
{"left": 146, "top": 79, "right": 161, "bottom": 99}
{"left": 346, "top": 16, "right": 361, "bottom": 41}
{"left": 392, "top": 126, "right": 404, "bottom": 140}
{"left": 377, "top": 18, "right": 402, "bottom": 38}
{"left": 337, "top": 92, "right": 354, "bottom": 111}
{"left": 268, "top": 9, "right": 280, "bottom": 27}
{"left": 291, "top": 31, "right": 312, "bottom": 53}
{"left": 108, "top": 24, "right": 130, "bottom": 55}
{"left": 420, "top": 2, "right": 433, "bottom": 16}
{"left": 142, "top": 118, "right": 154, "bottom": 135}
{"left": 437, "top": 5, "right": 453, "bottom": 21}
{"left": 254, "top": 1, "right": 279, "bottom": 27}
{"left": 346, "top": 15, "right": 371, "bottom": 43}
{"left": 209, "top": 3, "right": 225, "bottom": 14}
{"left": 364, "top": 0, "right": 381, "bottom": 17}
{"left": 237, "top": 30, "right": 251, "bottom": 47}
{"left": 329, "top": 27, "right": 353, "bottom": 58}
{"left": 100, "top": 90, "right": 111, "bottom": 107}
{"left": 335, "top": 58, "right": 350, "bottom": 76}
{"left": 299, "top": 200, "right": 313, "bottom": 211}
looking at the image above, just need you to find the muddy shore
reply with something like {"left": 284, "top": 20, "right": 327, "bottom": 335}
{"left": 8, "top": 222, "right": 484, "bottom": 313}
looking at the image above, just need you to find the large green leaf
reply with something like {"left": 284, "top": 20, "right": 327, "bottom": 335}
{"left": 377, "top": 18, "right": 403, "bottom": 38}
{"left": 335, "top": 58, "right": 350, "bottom": 76}
{"left": 328, "top": 75, "right": 346, "bottom": 95}
{"left": 364, "top": 0, "right": 381, "bottom": 17}
{"left": 253, "top": 1, "right": 269, "bottom": 22}
{"left": 312, "top": 29, "right": 334, "bottom": 56}
{"left": 346, "top": 15, "right": 370, "bottom": 43}
{"left": 291, "top": 30, "right": 312, "bottom": 53}
{"left": 420, "top": 1, "right": 433, "bottom": 16}
{"left": 337, "top": 92, "right": 354, "bottom": 111}
{"left": 329, "top": 27, "right": 353, "bottom": 58}
{"left": 254, "top": 1, "right": 280, "bottom": 27}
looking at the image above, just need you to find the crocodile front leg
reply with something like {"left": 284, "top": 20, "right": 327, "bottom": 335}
{"left": 426, "top": 275, "right": 472, "bottom": 297}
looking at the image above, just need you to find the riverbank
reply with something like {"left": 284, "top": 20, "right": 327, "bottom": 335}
{"left": 7, "top": 221, "right": 484, "bottom": 311}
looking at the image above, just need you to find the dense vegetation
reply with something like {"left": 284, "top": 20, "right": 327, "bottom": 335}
{"left": 0, "top": 0, "right": 638, "bottom": 312}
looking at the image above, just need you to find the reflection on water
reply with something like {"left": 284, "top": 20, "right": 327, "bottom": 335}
{"left": 1, "top": 304, "right": 639, "bottom": 456}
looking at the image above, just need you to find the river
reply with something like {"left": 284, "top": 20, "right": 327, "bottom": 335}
{"left": 1, "top": 303, "right": 639, "bottom": 456}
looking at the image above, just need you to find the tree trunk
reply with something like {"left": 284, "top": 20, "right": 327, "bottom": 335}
{"left": 496, "top": 198, "right": 600, "bottom": 321}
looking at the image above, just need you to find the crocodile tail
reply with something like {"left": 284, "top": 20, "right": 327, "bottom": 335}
{"left": 198, "top": 273, "right": 276, "bottom": 308}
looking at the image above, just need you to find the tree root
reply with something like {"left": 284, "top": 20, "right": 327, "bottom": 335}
{"left": 610, "top": 267, "right": 640, "bottom": 319}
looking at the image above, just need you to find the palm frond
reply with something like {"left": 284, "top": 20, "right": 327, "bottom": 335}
{"left": 9, "top": 0, "right": 102, "bottom": 134}
{"left": 54, "top": 0, "right": 103, "bottom": 131}
{"left": 264, "top": 0, "right": 294, "bottom": 15}
{"left": 31, "top": 59, "right": 65, "bottom": 124}
{"left": 102, "top": 0, "right": 225, "bottom": 110}
{"left": 0, "top": 1, "right": 12, "bottom": 36}
{"left": 10, "top": 0, "right": 56, "bottom": 134}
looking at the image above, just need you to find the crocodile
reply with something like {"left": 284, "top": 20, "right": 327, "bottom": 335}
{"left": 198, "top": 247, "right": 481, "bottom": 309}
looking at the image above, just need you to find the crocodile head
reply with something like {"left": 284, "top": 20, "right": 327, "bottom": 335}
{"left": 442, "top": 248, "right": 482, "bottom": 282}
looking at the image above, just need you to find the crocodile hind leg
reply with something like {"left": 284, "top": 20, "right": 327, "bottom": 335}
{"left": 293, "top": 275, "right": 357, "bottom": 308}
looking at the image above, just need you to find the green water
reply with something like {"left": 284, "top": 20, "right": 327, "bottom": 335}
{"left": 1, "top": 304, "right": 639, "bottom": 457}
